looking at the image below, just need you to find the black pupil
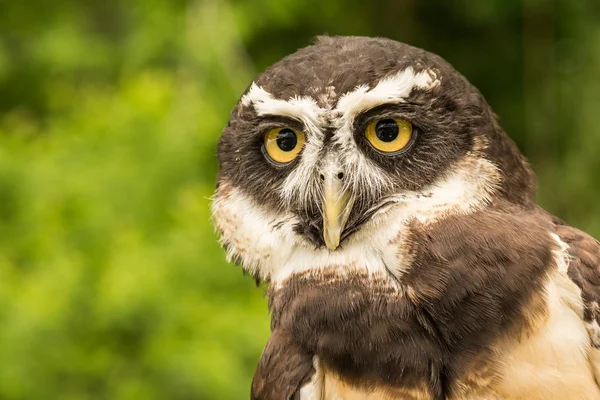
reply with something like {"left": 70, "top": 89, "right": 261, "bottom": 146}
{"left": 375, "top": 119, "right": 399, "bottom": 142}
{"left": 276, "top": 129, "right": 297, "bottom": 152}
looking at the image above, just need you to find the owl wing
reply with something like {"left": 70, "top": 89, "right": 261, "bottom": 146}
{"left": 251, "top": 329, "right": 315, "bottom": 400}
{"left": 555, "top": 222, "right": 600, "bottom": 379}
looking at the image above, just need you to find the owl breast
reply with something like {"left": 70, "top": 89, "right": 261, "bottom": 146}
{"left": 270, "top": 209, "right": 600, "bottom": 400}
{"left": 279, "top": 266, "right": 600, "bottom": 400}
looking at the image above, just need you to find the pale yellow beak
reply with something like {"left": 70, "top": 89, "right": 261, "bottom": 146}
{"left": 322, "top": 174, "right": 353, "bottom": 250}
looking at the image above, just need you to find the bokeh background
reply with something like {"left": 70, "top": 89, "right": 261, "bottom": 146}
{"left": 1, "top": 0, "right": 599, "bottom": 398}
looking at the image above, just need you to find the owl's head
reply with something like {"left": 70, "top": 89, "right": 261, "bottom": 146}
{"left": 212, "top": 36, "right": 535, "bottom": 285}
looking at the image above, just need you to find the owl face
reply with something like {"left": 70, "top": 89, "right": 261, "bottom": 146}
{"left": 212, "top": 36, "right": 532, "bottom": 284}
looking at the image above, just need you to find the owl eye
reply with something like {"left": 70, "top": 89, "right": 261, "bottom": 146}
{"left": 365, "top": 118, "right": 413, "bottom": 153}
{"left": 263, "top": 127, "right": 306, "bottom": 164}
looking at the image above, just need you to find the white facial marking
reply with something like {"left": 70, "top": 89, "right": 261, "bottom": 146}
{"left": 212, "top": 152, "right": 499, "bottom": 287}
{"left": 211, "top": 182, "right": 300, "bottom": 281}
{"left": 226, "top": 68, "right": 501, "bottom": 287}
{"left": 379, "top": 155, "right": 501, "bottom": 224}
{"left": 242, "top": 67, "right": 441, "bottom": 210}
{"left": 211, "top": 182, "right": 408, "bottom": 286}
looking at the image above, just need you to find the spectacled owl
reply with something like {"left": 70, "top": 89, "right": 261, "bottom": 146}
{"left": 211, "top": 36, "right": 600, "bottom": 400}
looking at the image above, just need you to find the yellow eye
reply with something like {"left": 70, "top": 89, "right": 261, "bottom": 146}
{"left": 365, "top": 118, "right": 413, "bottom": 153}
{"left": 263, "top": 128, "right": 306, "bottom": 164}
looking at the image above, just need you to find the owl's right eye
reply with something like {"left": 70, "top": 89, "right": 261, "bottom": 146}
{"left": 263, "top": 128, "right": 306, "bottom": 164}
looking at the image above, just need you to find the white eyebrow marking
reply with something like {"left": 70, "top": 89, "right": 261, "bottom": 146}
{"left": 240, "top": 67, "right": 439, "bottom": 130}
{"left": 241, "top": 83, "right": 324, "bottom": 131}
{"left": 335, "top": 67, "right": 440, "bottom": 116}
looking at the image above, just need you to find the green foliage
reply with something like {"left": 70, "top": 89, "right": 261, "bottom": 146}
{"left": 0, "top": 0, "right": 599, "bottom": 398}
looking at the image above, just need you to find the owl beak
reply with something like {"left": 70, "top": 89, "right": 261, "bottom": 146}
{"left": 322, "top": 174, "right": 353, "bottom": 250}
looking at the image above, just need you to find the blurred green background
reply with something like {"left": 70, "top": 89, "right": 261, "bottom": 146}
{"left": 1, "top": 0, "right": 599, "bottom": 398}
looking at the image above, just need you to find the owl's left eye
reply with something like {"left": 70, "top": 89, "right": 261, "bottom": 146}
{"left": 365, "top": 118, "right": 413, "bottom": 154}
{"left": 263, "top": 128, "right": 306, "bottom": 164}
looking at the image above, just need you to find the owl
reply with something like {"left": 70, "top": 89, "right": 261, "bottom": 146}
{"left": 211, "top": 36, "right": 600, "bottom": 400}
